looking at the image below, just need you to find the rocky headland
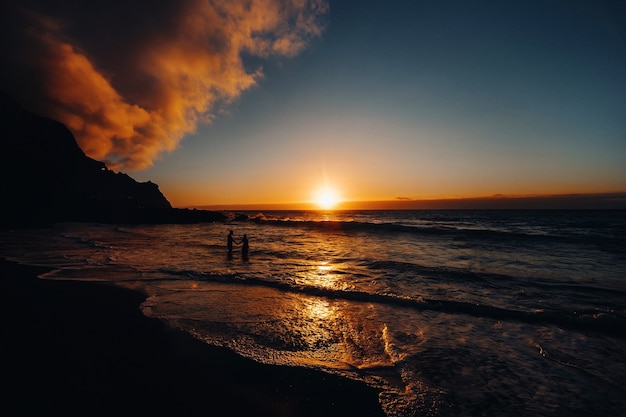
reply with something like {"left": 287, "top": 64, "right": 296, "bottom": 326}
{"left": 0, "top": 94, "right": 225, "bottom": 227}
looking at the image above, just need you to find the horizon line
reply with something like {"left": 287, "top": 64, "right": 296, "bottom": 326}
{"left": 183, "top": 192, "right": 626, "bottom": 211}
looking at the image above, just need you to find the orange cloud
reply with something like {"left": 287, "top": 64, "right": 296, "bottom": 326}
{"left": 1, "top": 0, "right": 328, "bottom": 171}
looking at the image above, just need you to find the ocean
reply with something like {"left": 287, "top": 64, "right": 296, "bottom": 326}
{"left": 2, "top": 209, "right": 625, "bottom": 416}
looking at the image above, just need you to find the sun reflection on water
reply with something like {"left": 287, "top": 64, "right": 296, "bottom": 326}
{"left": 317, "top": 260, "right": 332, "bottom": 273}
{"left": 297, "top": 260, "right": 343, "bottom": 290}
{"left": 302, "top": 296, "right": 335, "bottom": 321}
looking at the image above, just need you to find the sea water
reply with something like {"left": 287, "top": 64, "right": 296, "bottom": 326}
{"left": 1, "top": 210, "right": 625, "bottom": 416}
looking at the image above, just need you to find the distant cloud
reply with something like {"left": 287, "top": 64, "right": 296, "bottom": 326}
{"left": 0, "top": 0, "right": 328, "bottom": 171}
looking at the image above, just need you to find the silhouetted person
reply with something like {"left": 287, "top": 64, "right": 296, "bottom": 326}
{"left": 241, "top": 234, "right": 249, "bottom": 260}
{"left": 227, "top": 230, "right": 235, "bottom": 259}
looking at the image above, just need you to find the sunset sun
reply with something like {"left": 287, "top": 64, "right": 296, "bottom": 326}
{"left": 313, "top": 186, "right": 341, "bottom": 210}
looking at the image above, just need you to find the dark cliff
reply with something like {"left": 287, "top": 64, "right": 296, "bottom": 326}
{"left": 0, "top": 95, "right": 225, "bottom": 227}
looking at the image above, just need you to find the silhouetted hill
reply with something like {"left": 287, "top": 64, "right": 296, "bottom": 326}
{"left": 0, "top": 94, "right": 225, "bottom": 227}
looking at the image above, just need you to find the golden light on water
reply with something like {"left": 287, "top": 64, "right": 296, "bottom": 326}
{"left": 303, "top": 297, "right": 334, "bottom": 320}
{"left": 297, "top": 260, "right": 344, "bottom": 291}
{"left": 317, "top": 262, "right": 332, "bottom": 272}
{"left": 312, "top": 261, "right": 339, "bottom": 288}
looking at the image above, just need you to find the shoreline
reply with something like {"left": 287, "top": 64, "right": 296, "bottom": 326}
{"left": 1, "top": 258, "right": 385, "bottom": 417}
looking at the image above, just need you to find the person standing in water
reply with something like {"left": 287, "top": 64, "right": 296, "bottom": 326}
{"left": 241, "top": 234, "right": 249, "bottom": 260}
{"left": 227, "top": 230, "right": 236, "bottom": 259}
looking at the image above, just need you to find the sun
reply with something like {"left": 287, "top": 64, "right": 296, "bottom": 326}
{"left": 313, "top": 186, "right": 341, "bottom": 210}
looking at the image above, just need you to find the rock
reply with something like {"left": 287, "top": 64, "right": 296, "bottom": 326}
{"left": 0, "top": 94, "right": 225, "bottom": 227}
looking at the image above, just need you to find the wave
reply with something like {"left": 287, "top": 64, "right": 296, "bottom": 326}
{"left": 244, "top": 214, "right": 626, "bottom": 253}
{"left": 157, "top": 268, "right": 626, "bottom": 340}
{"left": 365, "top": 260, "right": 502, "bottom": 284}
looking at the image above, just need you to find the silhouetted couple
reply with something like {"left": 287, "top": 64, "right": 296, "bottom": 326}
{"left": 227, "top": 230, "right": 249, "bottom": 260}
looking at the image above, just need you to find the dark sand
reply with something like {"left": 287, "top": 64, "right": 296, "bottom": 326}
{"left": 1, "top": 258, "right": 385, "bottom": 417}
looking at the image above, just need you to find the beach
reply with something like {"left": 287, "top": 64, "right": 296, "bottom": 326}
{"left": 0, "top": 258, "right": 385, "bottom": 417}
{"left": 2, "top": 211, "right": 625, "bottom": 417}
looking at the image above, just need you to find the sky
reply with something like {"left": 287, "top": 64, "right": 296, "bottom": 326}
{"left": 1, "top": 0, "right": 625, "bottom": 209}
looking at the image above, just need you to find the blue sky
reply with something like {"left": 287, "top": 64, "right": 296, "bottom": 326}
{"left": 132, "top": 0, "right": 625, "bottom": 207}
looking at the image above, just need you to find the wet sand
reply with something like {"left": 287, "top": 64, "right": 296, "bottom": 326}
{"left": 0, "top": 258, "right": 385, "bottom": 417}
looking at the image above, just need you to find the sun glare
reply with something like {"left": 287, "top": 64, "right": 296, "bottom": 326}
{"left": 314, "top": 186, "right": 341, "bottom": 210}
